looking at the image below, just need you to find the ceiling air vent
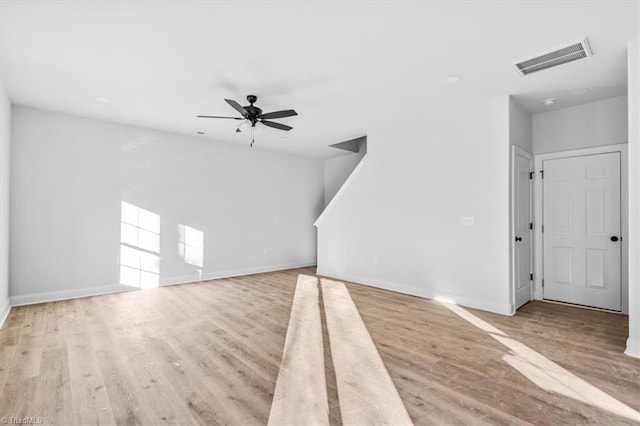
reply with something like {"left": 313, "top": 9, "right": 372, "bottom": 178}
{"left": 514, "top": 37, "right": 592, "bottom": 76}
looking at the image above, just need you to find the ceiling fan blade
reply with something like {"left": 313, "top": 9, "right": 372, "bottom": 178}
{"left": 197, "top": 115, "right": 244, "bottom": 119}
{"left": 259, "top": 109, "right": 298, "bottom": 120}
{"left": 261, "top": 120, "right": 293, "bottom": 131}
{"left": 225, "top": 99, "right": 249, "bottom": 117}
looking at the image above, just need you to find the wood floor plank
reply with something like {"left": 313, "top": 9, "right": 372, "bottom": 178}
{"left": 343, "top": 279, "right": 640, "bottom": 426}
{"left": 96, "top": 349, "right": 153, "bottom": 426}
{"left": 268, "top": 274, "right": 329, "bottom": 426}
{"left": 318, "top": 279, "right": 343, "bottom": 426}
{"left": 165, "top": 328, "right": 272, "bottom": 423}
{"left": 321, "top": 278, "right": 413, "bottom": 426}
{"left": 35, "top": 347, "right": 73, "bottom": 425}
{"left": 146, "top": 335, "right": 248, "bottom": 425}
{"left": 66, "top": 331, "right": 117, "bottom": 426}
{"left": 119, "top": 344, "right": 203, "bottom": 426}
{"left": 0, "top": 327, "right": 20, "bottom": 398}
{"left": 16, "top": 304, "right": 46, "bottom": 379}
{"left": 0, "top": 268, "right": 638, "bottom": 425}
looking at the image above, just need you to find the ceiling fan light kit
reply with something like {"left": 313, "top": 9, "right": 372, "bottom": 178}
{"left": 197, "top": 95, "right": 297, "bottom": 147}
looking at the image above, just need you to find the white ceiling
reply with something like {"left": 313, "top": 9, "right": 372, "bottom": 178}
{"left": 1, "top": 1, "right": 638, "bottom": 158}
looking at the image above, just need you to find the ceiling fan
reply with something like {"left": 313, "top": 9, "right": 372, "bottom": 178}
{"left": 197, "top": 95, "right": 297, "bottom": 147}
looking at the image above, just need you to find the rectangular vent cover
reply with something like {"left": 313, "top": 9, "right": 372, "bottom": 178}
{"left": 515, "top": 38, "right": 592, "bottom": 76}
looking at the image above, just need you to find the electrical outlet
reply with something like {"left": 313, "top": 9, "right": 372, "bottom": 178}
{"left": 373, "top": 256, "right": 378, "bottom": 265}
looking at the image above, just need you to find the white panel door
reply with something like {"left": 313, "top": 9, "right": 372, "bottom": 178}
{"left": 514, "top": 151, "right": 532, "bottom": 309}
{"left": 543, "top": 152, "right": 621, "bottom": 310}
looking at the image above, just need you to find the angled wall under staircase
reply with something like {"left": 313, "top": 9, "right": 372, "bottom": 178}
{"left": 322, "top": 136, "right": 367, "bottom": 208}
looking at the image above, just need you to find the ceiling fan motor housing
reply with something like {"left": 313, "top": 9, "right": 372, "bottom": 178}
{"left": 244, "top": 95, "right": 261, "bottom": 124}
{"left": 244, "top": 105, "right": 262, "bottom": 119}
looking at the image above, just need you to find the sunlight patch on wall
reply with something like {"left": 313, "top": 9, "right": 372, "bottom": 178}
{"left": 178, "top": 224, "right": 204, "bottom": 277}
{"left": 120, "top": 201, "right": 161, "bottom": 289}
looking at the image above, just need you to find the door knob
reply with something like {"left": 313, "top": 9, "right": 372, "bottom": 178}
{"left": 610, "top": 236, "right": 619, "bottom": 242}
{"left": 515, "top": 236, "right": 522, "bottom": 242}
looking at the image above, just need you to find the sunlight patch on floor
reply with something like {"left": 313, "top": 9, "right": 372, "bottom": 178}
{"left": 268, "top": 274, "right": 329, "bottom": 426}
{"left": 440, "top": 302, "right": 640, "bottom": 422}
{"left": 321, "top": 278, "right": 413, "bottom": 426}
{"left": 269, "top": 275, "right": 413, "bottom": 426}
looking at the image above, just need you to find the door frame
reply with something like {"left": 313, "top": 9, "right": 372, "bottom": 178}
{"left": 511, "top": 146, "right": 534, "bottom": 311}
{"left": 533, "top": 144, "right": 628, "bottom": 313}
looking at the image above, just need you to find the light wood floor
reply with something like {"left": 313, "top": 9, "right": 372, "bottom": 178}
{"left": 1, "top": 267, "right": 638, "bottom": 425}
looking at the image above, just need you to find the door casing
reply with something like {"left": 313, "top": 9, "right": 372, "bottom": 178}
{"left": 533, "top": 144, "right": 629, "bottom": 313}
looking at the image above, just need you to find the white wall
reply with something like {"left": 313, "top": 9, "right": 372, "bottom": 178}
{"left": 510, "top": 97, "right": 532, "bottom": 153}
{"left": 324, "top": 149, "right": 366, "bottom": 207}
{"left": 0, "top": 81, "right": 10, "bottom": 324}
{"left": 317, "top": 96, "right": 513, "bottom": 315}
{"left": 533, "top": 96, "right": 628, "bottom": 154}
{"left": 10, "top": 106, "right": 324, "bottom": 304}
{"left": 627, "top": 39, "right": 639, "bottom": 358}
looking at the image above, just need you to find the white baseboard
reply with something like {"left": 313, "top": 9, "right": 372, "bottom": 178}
{"left": 161, "top": 261, "right": 317, "bottom": 287}
{"left": 0, "top": 303, "right": 11, "bottom": 328}
{"left": 625, "top": 337, "right": 640, "bottom": 359}
{"left": 10, "top": 284, "right": 137, "bottom": 307}
{"left": 316, "top": 269, "right": 514, "bottom": 316}
{"left": 8, "top": 262, "right": 317, "bottom": 307}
